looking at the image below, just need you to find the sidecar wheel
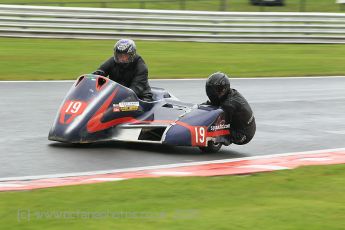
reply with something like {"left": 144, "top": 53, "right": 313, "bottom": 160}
{"left": 199, "top": 141, "right": 222, "bottom": 153}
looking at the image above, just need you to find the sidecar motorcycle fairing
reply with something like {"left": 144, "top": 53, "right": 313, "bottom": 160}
{"left": 48, "top": 74, "right": 231, "bottom": 152}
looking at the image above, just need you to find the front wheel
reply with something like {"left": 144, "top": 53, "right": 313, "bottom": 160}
{"left": 199, "top": 141, "right": 222, "bottom": 153}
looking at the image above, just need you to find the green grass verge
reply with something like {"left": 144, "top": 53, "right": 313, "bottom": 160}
{"left": 0, "top": 0, "right": 344, "bottom": 12}
{"left": 0, "top": 164, "right": 344, "bottom": 229}
{"left": 1, "top": 38, "right": 344, "bottom": 80}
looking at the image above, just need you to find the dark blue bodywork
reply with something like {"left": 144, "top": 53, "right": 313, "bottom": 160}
{"left": 48, "top": 75, "right": 230, "bottom": 148}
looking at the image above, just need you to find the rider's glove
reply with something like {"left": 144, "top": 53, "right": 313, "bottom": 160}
{"left": 200, "top": 100, "right": 212, "bottom": 105}
{"left": 92, "top": 70, "right": 106, "bottom": 76}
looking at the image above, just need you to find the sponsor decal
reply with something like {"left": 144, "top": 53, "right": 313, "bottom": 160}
{"left": 210, "top": 124, "right": 230, "bottom": 131}
{"left": 112, "top": 104, "right": 120, "bottom": 112}
{"left": 113, "top": 102, "right": 139, "bottom": 112}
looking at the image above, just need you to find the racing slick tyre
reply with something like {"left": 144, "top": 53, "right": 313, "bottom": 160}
{"left": 199, "top": 141, "right": 222, "bottom": 153}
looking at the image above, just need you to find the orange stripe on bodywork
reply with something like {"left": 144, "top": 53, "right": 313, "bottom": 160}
{"left": 87, "top": 87, "right": 136, "bottom": 133}
{"left": 86, "top": 89, "right": 230, "bottom": 145}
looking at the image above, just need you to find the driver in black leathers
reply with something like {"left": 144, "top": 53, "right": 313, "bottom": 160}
{"left": 205, "top": 72, "right": 256, "bottom": 145}
{"left": 92, "top": 39, "right": 153, "bottom": 101}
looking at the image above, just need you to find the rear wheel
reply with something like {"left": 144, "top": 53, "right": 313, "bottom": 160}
{"left": 199, "top": 141, "right": 222, "bottom": 153}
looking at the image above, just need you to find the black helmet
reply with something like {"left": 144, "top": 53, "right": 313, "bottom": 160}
{"left": 114, "top": 39, "right": 137, "bottom": 64}
{"left": 206, "top": 72, "right": 231, "bottom": 105}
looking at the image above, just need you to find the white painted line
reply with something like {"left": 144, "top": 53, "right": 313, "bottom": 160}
{"left": 0, "top": 147, "right": 344, "bottom": 182}
{"left": 0, "top": 183, "right": 23, "bottom": 187}
{"left": 0, "top": 79, "right": 197, "bottom": 83}
{"left": 228, "top": 76, "right": 345, "bottom": 80}
{"left": 152, "top": 76, "right": 345, "bottom": 80}
{"left": 238, "top": 165, "right": 290, "bottom": 170}
{"left": 298, "top": 157, "right": 332, "bottom": 162}
{"left": 0, "top": 80, "right": 74, "bottom": 83}
{"left": 0, "top": 76, "right": 345, "bottom": 83}
{"left": 83, "top": 178, "right": 126, "bottom": 182}
{"left": 150, "top": 171, "right": 192, "bottom": 176}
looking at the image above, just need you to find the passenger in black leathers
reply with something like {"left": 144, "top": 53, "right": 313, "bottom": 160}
{"left": 93, "top": 39, "right": 153, "bottom": 101}
{"left": 205, "top": 72, "right": 256, "bottom": 145}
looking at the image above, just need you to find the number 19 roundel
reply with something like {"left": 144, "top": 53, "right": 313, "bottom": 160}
{"left": 59, "top": 100, "right": 88, "bottom": 125}
{"left": 192, "top": 126, "right": 208, "bottom": 146}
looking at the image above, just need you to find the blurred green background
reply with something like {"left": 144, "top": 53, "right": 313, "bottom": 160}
{"left": 0, "top": 0, "right": 344, "bottom": 12}
{"left": 1, "top": 1, "right": 344, "bottom": 80}
{"left": 0, "top": 38, "right": 344, "bottom": 80}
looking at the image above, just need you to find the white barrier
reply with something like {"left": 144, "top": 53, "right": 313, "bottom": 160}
{"left": 0, "top": 4, "right": 344, "bottom": 43}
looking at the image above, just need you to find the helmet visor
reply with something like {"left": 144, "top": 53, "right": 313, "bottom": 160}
{"left": 214, "top": 85, "right": 227, "bottom": 98}
{"left": 114, "top": 52, "right": 131, "bottom": 64}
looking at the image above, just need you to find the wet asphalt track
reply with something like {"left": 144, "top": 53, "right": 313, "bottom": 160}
{"left": 1, "top": 77, "right": 345, "bottom": 179}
